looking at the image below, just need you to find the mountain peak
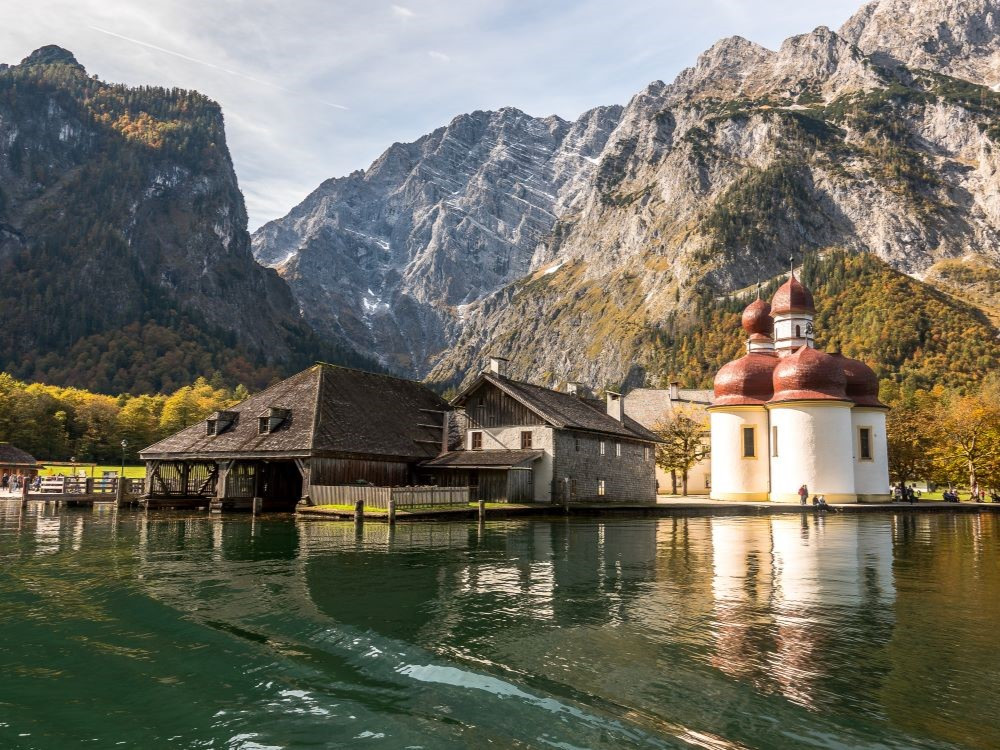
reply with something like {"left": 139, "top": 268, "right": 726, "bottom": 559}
{"left": 841, "top": 0, "right": 1000, "bottom": 87}
{"left": 19, "top": 45, "right": 85, "bottom": 71}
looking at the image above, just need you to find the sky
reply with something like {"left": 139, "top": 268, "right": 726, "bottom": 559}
{"left": 3, "top": 0, "right": 866, "bottom": 230}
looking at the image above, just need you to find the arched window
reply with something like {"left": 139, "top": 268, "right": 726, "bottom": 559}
{"left": 795, "top": 324, "right": 801, "bottom": 337}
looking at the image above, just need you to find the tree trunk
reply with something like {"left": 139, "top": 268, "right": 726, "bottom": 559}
{"left": 671, "top": 470, "right": 677, "bottom": 495}
{"left": 681, "top": 470, "right": 688, "bottom": 496}
{"left": 969, "top": 459, "right": 977, "bottom": 497}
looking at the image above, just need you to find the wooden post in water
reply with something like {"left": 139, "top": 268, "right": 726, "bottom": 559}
{"left": 21, "top": 477, "right": 29, "bottom": 507}
{"left": 115, "top": 476, "right": 125, "bottom": 506}
{"left": 354, "top": 498, "right": 364, "bottom": 525}
{"left": 388, "top": 498, "right": 396, "bottom": 525}
{"left": 478, "top": 497, "right": 486, "bottom": 523}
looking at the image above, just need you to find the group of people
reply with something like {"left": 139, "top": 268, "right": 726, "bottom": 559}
{"left": 892, "top": 484, "right": 921, "bottom": 503}
{"left": 796, "top": 484, "right": 832, "bottom": 510}
{"left": 1, "top": 473, "right": 40, "bottom": 494}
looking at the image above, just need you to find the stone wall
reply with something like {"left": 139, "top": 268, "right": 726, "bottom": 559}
{"left": 551, "top": 430, "right": 656, "bottom": 502}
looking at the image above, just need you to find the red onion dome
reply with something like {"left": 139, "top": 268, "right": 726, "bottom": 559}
{"left": 712, "top": 352, "right": 779, "bottom": 407}
{"left": 741, "top": 298, "right": 774, "bottom": 336}
{"left": 769, "top": 346, "right": 849, "bottom": 403}
{"left": 770, "top": 273, "right": 815, "bottom": 315}
{"left": 830, "top": 353, "right": 886, "bottom": 408}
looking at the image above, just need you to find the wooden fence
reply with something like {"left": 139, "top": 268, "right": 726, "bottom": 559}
{"left": 37, "top": 477, "right": 145, "bottom": 496}
{"left": 309, "top": 484, "right": 470, "bottom": 509}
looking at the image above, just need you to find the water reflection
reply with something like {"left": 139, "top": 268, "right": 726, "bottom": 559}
{"left": 1, "top": 503, "right": 998, "bottom": 749}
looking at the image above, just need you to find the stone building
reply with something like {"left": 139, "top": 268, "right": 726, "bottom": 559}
{"left": 624, "top": 384, "right": 712, "bottom": 494}
{"left": 426, "top": 358, "right": 660, "bottom": 502}
{"left": 708, "top": 273, "right": 890, "bottom": 503}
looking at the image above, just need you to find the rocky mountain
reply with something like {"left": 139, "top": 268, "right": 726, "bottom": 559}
{"left": 257, "top": 0, "right": 1000, "bottom": 392}
{"left": 841, "top": 0, "right": 1000, "bottom": 87}
{"left": 0, "top": 46, "right": 370, "bottom": 394}
{"left": 252, "top": 105, "right": 622, "bottom": 374}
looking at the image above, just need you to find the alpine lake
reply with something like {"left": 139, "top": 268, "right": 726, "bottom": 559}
{"left": 1, "top": 502, "right": 998, "bottom": 749}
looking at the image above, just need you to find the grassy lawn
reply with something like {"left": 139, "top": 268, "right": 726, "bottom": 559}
{"left": 38, "top": 464, "right": 146, "bottom": 479}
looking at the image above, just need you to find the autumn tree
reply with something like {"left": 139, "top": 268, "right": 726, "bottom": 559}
{"left": 928, "top": 380, "right": 1000, "bottom": 492}
{"left": 653, "top": 407, "right": 710, "bottom": 496}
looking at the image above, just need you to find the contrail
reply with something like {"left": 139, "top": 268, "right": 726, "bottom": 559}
{"left": 87, "top": 25, "right": 349, "bottom": 110}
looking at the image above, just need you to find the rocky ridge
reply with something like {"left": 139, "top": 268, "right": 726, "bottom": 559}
{"left": 0, "top": 46, "right": 369, "bottom": 393}
{"left": 254, "top": 0, "right": 1000, "bottom": 391}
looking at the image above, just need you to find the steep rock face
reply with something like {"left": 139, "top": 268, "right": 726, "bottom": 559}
{"left": 841, "top": 0, "right": 1000, "bottom": 87}
{"left": 0, "top": 47, "right": 366, "bottom": 393}
{"left": 428, "top": 21, "right": 1000, "bottom": 388}
{"left": 252, "top": 105, "right": 622, "bottom": 375}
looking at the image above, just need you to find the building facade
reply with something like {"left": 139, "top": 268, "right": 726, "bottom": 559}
{"left": 426, "top": 359, "right": 660, "bottom": 503}
{"left": 708, "top": 273, "right": 890, "bottom": 503}
{"left": 624, "top": 385, "right": 713, "bottom": 494}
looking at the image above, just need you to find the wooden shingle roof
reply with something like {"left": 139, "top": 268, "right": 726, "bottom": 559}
{"left": 0, "top": 442, "right": 37, "bottom": 467}
{"left": 140, "top": 364, "right": 450, "bottom": 461}
{"left": 423, "top": 449, "right": 543, "bottom": 469}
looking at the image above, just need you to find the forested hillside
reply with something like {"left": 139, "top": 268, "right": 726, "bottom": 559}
{"left": 0, "top": 370, "right": 241, "bottom": 463}
{"left": 0, "top": 46, "right": 372, "bottom": 394}
{"left": 654, "top": 252, "right": 1000, "bottom": 394}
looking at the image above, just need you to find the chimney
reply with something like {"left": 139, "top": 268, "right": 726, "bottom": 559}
{"left": 669, "top": 382, "right": 680, "bottom": 401}
{"left": 488, "top": 356, "right": 509, "bottom": 377}
{"left": 606, "top": 391, "right": 623, "bottom": 422}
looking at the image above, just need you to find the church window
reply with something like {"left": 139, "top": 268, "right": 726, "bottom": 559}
{"left": 742, "top": 426, "right": 756, "bottom": 458}
{"left": 615, "top": 442, "right": 621, "bottom": 457}
{"left": 600, "top": 440, "right": 606, "bottom": 455}
{"left": 575, "top": 437, "right": 581, "bottom": 452}
{"left": 859, "top": 427, "right": 873, "bottom": 460}
{"left": 795, "top": 324, "right": 801, "bottom": 338}
{"left": 772, "top": 426, "right": 778, "bottom": 457}
{"left": 597, "top": 479, "right": 606, "bottom": 496}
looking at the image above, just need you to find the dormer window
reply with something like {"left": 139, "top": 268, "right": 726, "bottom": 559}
{"left": 258, "top": 407, "right": 290, "bottom": 435}
{"left": 207, "top": 411, "right": 237, "bottom": 436}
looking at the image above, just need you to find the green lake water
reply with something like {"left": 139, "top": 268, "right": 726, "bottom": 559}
{"left": 1, "top": 504, "right": 998, "bottom": 749}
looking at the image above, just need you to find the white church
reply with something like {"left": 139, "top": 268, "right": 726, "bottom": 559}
{"left": 708, "top": 272, "right": 890, "bottom": 503}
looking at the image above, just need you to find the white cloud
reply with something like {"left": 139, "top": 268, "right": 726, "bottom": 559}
{"left": 2, "top": 0, "right": 865, "bottom": 230}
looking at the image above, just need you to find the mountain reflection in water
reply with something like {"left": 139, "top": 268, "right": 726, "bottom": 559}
{"left": 0, "top": 503, "right": 997, "bottom": 749}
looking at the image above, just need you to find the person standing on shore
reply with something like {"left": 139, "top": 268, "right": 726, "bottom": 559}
{"left": 798, "top": 484, "right": 808, "bottom": 505}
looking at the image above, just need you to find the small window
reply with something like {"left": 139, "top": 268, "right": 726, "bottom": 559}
{"left": 644, "top": 445, "right": 650, "bottom": 461}
{"left": 520, "top": 431, "right": 533, "bottom": 449}
{"left": 471, "top": 431, "right": 483, "bottom": 450}
{"left": 258, "top": 417, "right": 270, "bottom": 435}
{"left": 615, "top": 442, "right": 621, "bottom": 457}
{"left": 742, "top": 426, "right": 756, "bottom": 458}
{"left": 795, "top": 324, "right": 801, "bottom": 338}
{"left": 772, "top": 426, "right": 778, "bottom": 457}
{"left": 600, "top": 440, "right": 606, "bottom": 455}
{"left": 597, "top": 479, "right": 606, "bottom": 497}
{"left": 206, "top": 419, "right": 217, "bottom": 436}
{"left": 859, "top": 427, "right": 872, "bottom": 460}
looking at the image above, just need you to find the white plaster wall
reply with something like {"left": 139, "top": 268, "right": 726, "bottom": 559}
{"left": 709, "top": 408, "right": 770, "bottom": 499}
{"left": 852, "top": 409, "right": 890, "bottom": 500}
{"left": 656, "top": 456, "right": 711, "bottom": 494}
{"left": 768, "top": 404, "right": 855, "bottom": 502}
{"left": 773, "top": 313, "right": 814, "bottom": 354}
{"left": 466, "top": 425, "right": 553, "bottom": 502}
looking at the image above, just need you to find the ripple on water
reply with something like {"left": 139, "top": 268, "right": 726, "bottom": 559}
{"left": 0, "top": 506, "right": 997, "bottom": 749}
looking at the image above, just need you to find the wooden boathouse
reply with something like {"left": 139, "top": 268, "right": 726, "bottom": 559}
{"left": 139, "top": 364, "right": 452, "bottom": 511}
{"left": 0, "top": 443, "right": 38, "bottom": 479}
